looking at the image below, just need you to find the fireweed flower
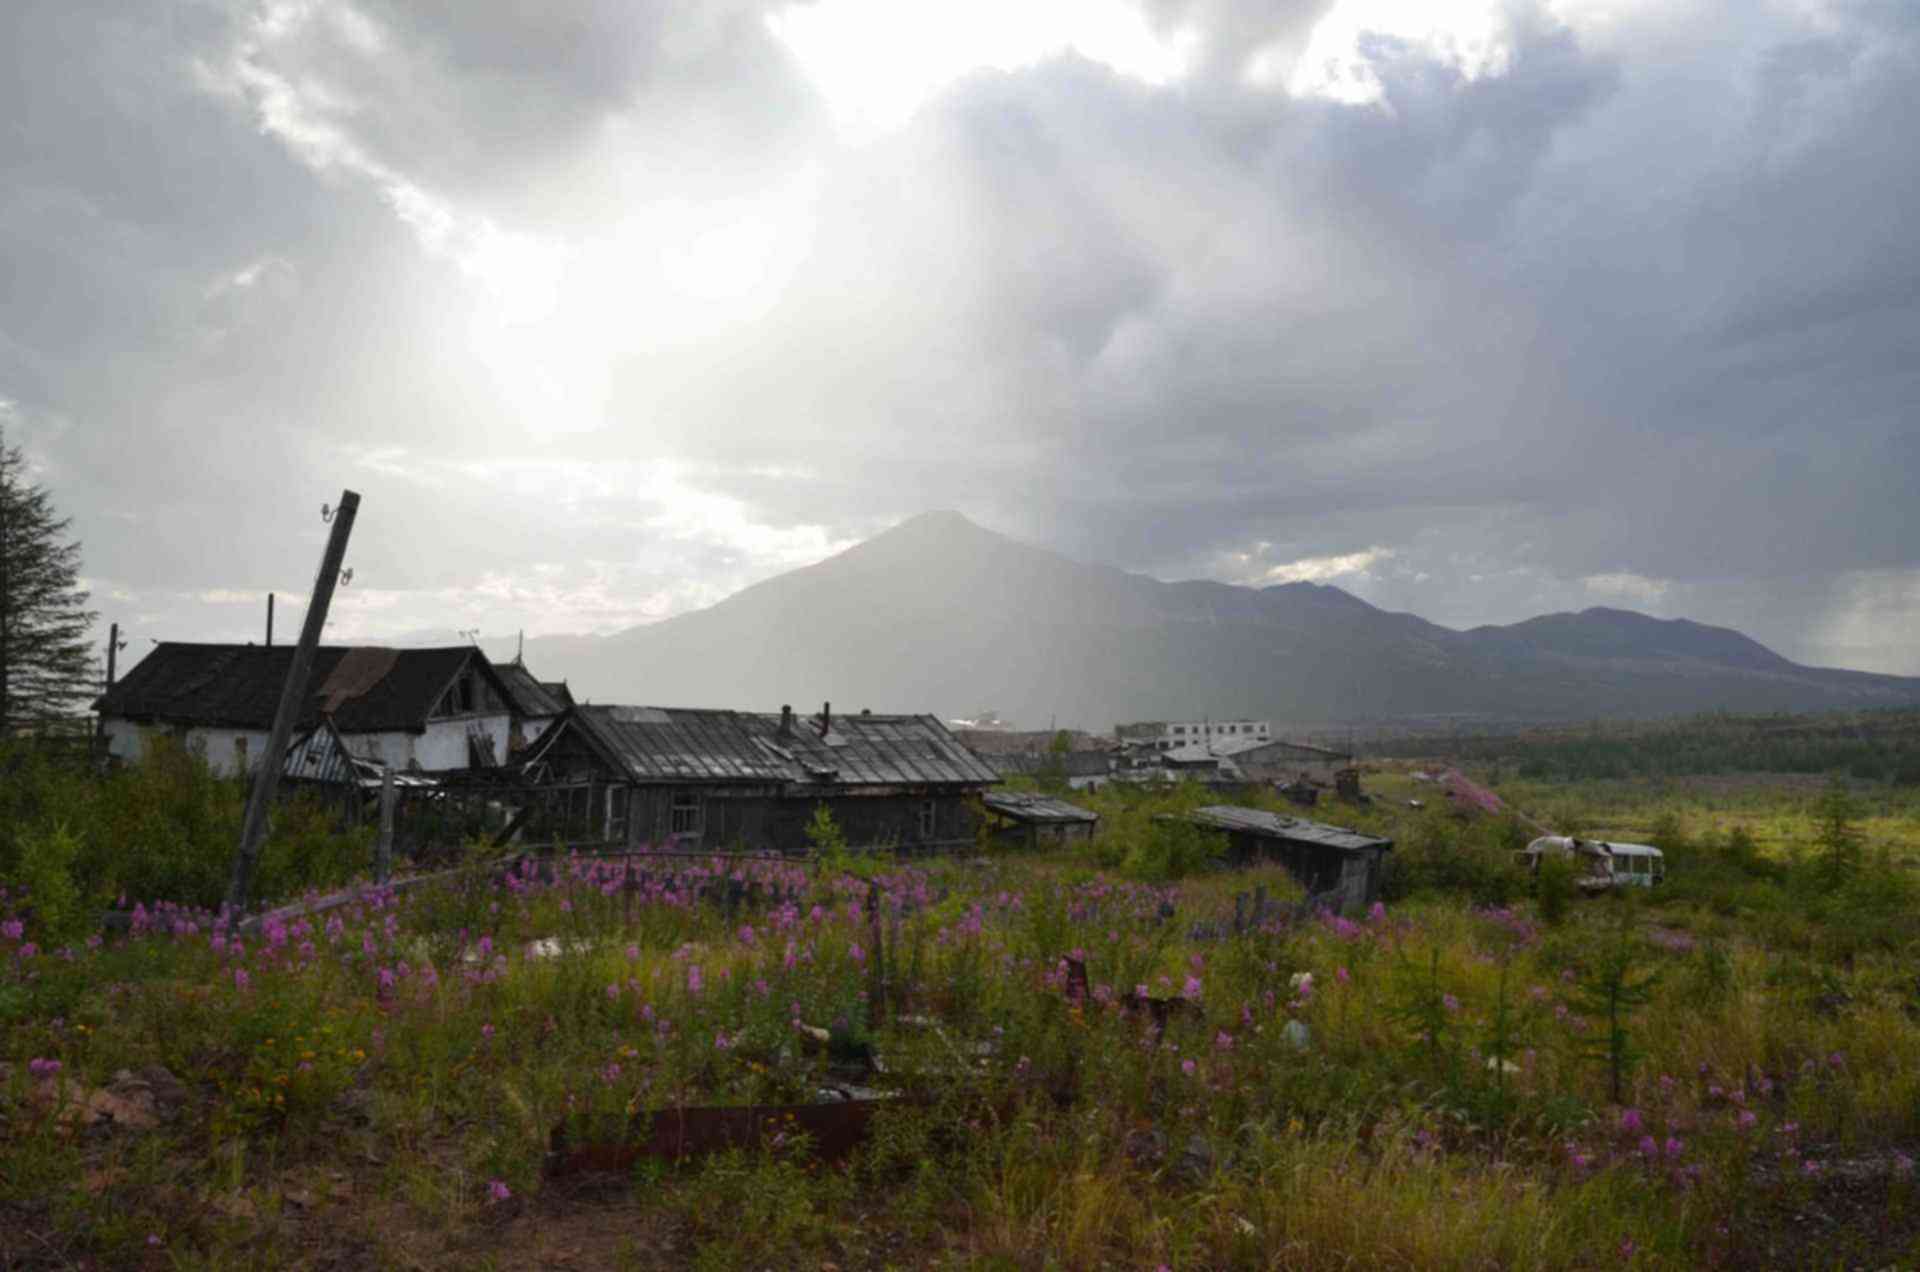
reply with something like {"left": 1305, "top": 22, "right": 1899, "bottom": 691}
{"left": 687, "top": 965, "right": 703, "bottom": 995}
{"left": 1182, "top": 975, "right": 1202, "bottom": 1001}
{"left": 1181, "top": 1058, "right": 1198, "bottom": 1077}
{"left": 1215, "top": 1031, "right": 1234, "bottom": 1051}
{"left": 1442, "top": 993, "right": 1460, "bottom": 1013}
{"left": 27, "top": 1057, "right": 61, "bottom": 1078}
{"left": 1664, "top": 1137, "right": 1684, "bottom": 1159}
{"left": 488, "top": 1179, "right": 511, "bottom": 1203}
{"left": 1619, "top": 1109, "right": 1645, "bottom": 1134}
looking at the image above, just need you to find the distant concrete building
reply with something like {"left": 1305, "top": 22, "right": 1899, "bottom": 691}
{"left": 1117, "top": 719, "right": 1274, "bottom": 753}
{"left": 1223, "top": 738, "right": 1354, "bottom": 787}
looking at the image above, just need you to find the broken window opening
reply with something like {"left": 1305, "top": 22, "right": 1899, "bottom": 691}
{"left": 670, "top": 790, "right": 703, "bottom": 836}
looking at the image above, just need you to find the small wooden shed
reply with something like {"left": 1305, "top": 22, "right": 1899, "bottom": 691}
{"left": 1184, "top": 805, "right": 1393, "bottom": 909}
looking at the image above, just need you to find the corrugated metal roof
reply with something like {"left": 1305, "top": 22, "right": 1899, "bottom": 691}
{"left": 983, "top": 792, "right": 1099, "bottom": 824}
{"left": 1186, "top": 805, "right": 1392, "bottom": 853}
{"left": 566, "top": 705, "right": 998, "bottom": 788}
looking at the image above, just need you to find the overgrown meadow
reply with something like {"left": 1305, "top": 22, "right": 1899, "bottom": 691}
{"left": 3, "top": 753, "right": 1918, "bottom": 1269}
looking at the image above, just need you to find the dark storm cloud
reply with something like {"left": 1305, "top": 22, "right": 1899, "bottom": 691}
{"left": 1, "top": 0, "right": 1915, "bottom": 671}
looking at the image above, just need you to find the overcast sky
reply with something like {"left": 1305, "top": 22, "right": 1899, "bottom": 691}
{"left": 5, "top": 0, "right": 1916, "bottom": 675}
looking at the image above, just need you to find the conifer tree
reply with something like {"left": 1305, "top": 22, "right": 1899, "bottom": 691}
{"left": 0, "top": 431, "right": 97, "bottom": 728}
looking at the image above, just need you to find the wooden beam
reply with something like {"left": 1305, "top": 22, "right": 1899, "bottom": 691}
{"left": 225, "top": 490, "right": 359, "bottom": 921}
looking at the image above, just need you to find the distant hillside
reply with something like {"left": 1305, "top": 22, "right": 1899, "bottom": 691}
{"left": 1370, "top": 708, "right": 1920, "bottom": 785}
{"left": 514, "top": 512, "right": 1920, "bottom": 726}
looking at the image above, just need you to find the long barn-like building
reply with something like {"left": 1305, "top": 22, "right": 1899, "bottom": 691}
{"left": 515, "top": 702, "right": 999, "bottom": 854}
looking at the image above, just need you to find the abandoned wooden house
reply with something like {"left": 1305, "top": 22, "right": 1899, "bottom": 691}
{"left": 1182, "top": 805, "right": 1393, "bottom": 909}
{"left": 982, "top": 792, "right": 1099, "bottom": 847}
{"left": 514, "top": 702, "right": 999, "bottom": 852}
{"left": 93, "top": 643, "right": 548, "bottom": 777}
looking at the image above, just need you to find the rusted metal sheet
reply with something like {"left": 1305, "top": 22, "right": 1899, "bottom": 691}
{"left": 548, "top": 1096, "right": 900, "bottom": 1175}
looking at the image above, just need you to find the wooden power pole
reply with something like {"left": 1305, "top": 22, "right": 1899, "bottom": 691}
{"left": 225, "top": 491, "right": 360, "bottom": 921}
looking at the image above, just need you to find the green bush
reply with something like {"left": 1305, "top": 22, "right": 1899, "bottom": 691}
{"left": 1534, "top": 851, "right": 1575, "bottom": 926}
{"left": 12, "top": 819, "right": 85, "bottom": 944}
{"left": 1120, "top": 819, "right": 1225, "bottom": 882}
{"left": 0, "top": 737, "right": 376, "bottom": 916}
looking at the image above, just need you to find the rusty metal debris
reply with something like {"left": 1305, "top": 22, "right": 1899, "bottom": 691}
{"left": 548, "top": 1095, "right": 904, "bottom": 1176}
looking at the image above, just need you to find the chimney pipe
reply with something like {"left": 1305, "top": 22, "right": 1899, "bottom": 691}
{"left": 266, "top": 593, "right": 274, "bottom": 647}
{"left": 779, "top": 704, "right": 793, "bottom": 738}
{"left": 819, "top": 701, "right": 831, "bottom": 736}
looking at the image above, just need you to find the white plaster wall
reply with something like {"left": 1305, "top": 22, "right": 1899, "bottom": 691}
{"left": 410, "top": 714, "right": 515, "bottom": 770}
{"left": 103, "top": 712, "right": 520, "bottom": 776}
{"left": 102, "top": 719, "right": 266, "bottom": 776}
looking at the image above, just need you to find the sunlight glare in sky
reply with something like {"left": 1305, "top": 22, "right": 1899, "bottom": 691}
{"left": 1265, "top": 0, "right": 1515, "bottom": 103}
{"left": 767, "top": 0, "right": 1199, "bottom": 139}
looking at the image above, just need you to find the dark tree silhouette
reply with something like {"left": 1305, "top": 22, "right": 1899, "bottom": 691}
{"left": 0, "top": 431, "right": 97, "bottom": 728}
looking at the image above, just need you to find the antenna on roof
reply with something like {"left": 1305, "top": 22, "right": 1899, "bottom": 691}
{"left": 516, "top": 629, "right": 524, "bottom": 663}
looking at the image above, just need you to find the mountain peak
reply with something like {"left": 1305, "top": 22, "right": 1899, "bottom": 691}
{"left": 879, "top": 509, "right": 994, "bottom": 540}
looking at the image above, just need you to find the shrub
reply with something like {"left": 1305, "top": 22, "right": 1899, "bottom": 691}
{"left": 11, "top": 820, "right": 85, "bottom": 944}
{"left": 1121, "top": 819, "right": 1224, "bottom": 882}
{"left": 1534, "top": 851, "right": 1576, "bottom": 926}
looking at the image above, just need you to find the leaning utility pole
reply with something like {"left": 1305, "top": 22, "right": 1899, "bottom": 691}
{"left": 225, "top": 491, "right": 359, "bottom": 921}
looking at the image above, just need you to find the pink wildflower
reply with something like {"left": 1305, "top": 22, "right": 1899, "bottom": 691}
{"left": 1619, "top": 1108, "right": 1644, "bottom": 1133}
{"left": 488, "top": 1179, "right": 512, "bottom": 1203}
{"left": 1181, "top": 1058, "right": 1198, "bottom": 1077}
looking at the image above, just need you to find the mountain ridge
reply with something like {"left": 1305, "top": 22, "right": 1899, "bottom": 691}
{"left": 503, "top": 513, "right": 1920, "bottom": 727}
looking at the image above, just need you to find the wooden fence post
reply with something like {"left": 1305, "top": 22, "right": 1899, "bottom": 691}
{"left": 376, "top": 764, "right": 396, "bottom": 884}
{"left": 867, "top": 879, "right": 886, "bottom": 1026}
